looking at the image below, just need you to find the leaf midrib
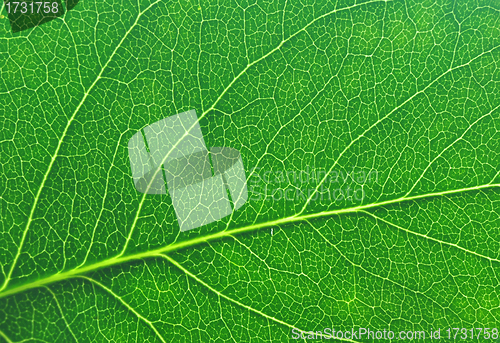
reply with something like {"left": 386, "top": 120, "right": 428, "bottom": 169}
{"left": 1, "top": 182, "right": 498, "bottom": 300}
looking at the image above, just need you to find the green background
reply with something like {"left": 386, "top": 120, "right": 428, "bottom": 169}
{"left": 1, "top": 0, "right": 500, "bottom": 341}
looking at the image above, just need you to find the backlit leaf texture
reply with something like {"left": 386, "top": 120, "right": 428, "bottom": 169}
{"left": 1, "top": 0, "right": 500, "bottom": 341}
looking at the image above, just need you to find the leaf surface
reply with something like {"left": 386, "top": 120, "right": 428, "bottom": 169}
{"left": 1, "top": 0, "right": 500, "bottom": 341}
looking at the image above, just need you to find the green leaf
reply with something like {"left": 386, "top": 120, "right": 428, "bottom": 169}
{"left": 1, "top": 0, "right": 500, "bottom": 341}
